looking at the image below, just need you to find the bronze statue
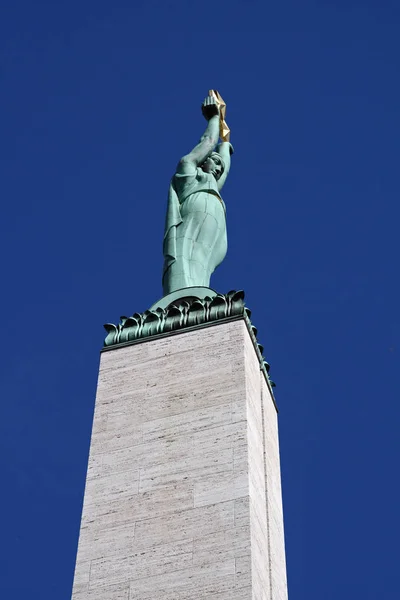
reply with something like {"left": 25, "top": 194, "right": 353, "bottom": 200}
{"left": 162, "top": 91, "right": 233, "bottom": 295}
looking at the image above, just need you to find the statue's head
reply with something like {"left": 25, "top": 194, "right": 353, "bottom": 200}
{"left": 201, "top": 152, "right": 225, "bottom": 181}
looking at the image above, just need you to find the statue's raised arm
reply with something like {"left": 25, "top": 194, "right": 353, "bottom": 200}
{"left": 176, "top": 95, "right": 233, "bottom": 192}
{"left": 162, "top": 92, "right": 233, "bottom": 297}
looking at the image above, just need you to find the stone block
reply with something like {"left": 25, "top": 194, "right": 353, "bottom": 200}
{"left": 71, "top": 319, "right": 287, "bottom": 600}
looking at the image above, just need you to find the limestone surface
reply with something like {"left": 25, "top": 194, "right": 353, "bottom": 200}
{"left": 71, "top": 319, "right": 288, "bottom": 600}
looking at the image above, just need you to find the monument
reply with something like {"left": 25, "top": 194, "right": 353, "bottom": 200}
{"left": 71, "top": 91, "right": 288, "bottom": 599}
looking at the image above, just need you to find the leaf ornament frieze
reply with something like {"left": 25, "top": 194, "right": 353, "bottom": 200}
{"left": 103, "top": 290, "right": 275, "bottom": 389}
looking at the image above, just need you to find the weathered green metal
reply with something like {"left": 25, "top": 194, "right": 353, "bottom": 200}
{"left": 162, "top": 93, "right": 234, "bottom": 295}
{"left": 104, "top": 290, "right": 276, "bottom": 390}
{"left": 149, "top": 286, "right": 218, "bottom": 311}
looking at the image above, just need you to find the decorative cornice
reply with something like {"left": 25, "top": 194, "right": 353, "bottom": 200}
{"left": 103, "top": 290, "right": 276, "bottom": 391}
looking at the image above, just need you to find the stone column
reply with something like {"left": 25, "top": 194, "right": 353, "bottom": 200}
{"left": 71, "top": 316, "right": 288, "bottom": 600}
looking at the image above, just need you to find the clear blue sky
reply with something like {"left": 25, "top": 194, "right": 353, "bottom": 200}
{"left": 1, "top": 1, "right": 399, "bottom": 598}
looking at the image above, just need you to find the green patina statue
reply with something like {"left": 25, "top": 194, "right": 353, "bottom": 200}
{"left": 162, "top": 93, "right": 233, "bottom": 295}
{"left": 103, "top": 96, "right": 277, "bottom": 391}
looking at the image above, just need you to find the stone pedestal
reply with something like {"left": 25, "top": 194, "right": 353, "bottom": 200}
{"left": 71, "top": 318, "right": 288, "bottom": 600}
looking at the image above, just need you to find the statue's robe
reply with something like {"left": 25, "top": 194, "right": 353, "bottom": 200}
{"left": 162, "top": 164, "right": 227, "bottom": 295}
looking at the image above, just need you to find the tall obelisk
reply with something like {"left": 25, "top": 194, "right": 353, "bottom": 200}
{"left": 71, "top": 93, "right": 288, "bottom": 600}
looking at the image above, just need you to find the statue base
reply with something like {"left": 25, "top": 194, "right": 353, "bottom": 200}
{"left": 149, "top": 287, "right": 218, "bottom": 311}
{"left": 102, "top": 289, "right": 276, "bottom": 395}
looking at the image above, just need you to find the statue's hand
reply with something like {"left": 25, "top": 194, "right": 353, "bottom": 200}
{"left": 202, "top": 95, "right": 220, "bottom": 121}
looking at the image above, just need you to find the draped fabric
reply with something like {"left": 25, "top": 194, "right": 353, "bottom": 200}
{"left": 162, "top": 178, "right": 183, "bottom": 277}
{"left": 162, "top": 167, "right": 226, "bottom": 295}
